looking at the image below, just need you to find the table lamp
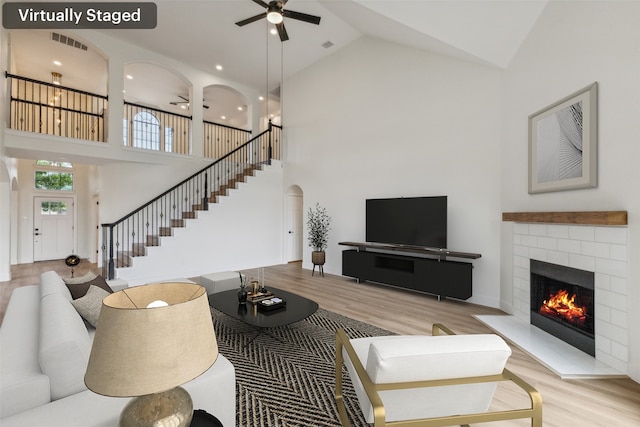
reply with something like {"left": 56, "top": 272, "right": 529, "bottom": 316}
{"left": 85, "top": 282, "right": 218, "bottom": 427}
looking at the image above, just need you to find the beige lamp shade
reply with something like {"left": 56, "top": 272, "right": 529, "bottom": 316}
{"left": 85, "top": 283, "right": 218, "bottom": 397}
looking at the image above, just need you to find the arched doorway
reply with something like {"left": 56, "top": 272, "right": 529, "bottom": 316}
{"left": 285, "top": 185, "right": 303, "bottom": 263}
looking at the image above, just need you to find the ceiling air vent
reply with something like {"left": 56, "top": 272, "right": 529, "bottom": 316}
{"left": 51, "top": 32, "right": 88, "bottom": 51}
{"left": 322, "top": 41, "right": 334, "bottom": 49}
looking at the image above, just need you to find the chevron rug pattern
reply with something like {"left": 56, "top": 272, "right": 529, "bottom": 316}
{"left": 211, "top": 307, "right": 393, "bottom": 426}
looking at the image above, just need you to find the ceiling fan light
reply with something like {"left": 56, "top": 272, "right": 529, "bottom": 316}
{"left": 267, "top": 8, "right": 283, "bottom": 24}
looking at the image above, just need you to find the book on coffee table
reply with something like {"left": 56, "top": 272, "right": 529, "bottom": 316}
{"left": 257, "top": 297, "right": 286, "bottom": 311}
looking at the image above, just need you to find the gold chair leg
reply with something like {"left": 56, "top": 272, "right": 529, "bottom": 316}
{"left": 335, "top": 331, "right": 352, "bottom": 427}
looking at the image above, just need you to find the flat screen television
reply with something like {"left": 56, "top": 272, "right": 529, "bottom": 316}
{"left": 366, "top": 196, "right": 447, "bottom": 249}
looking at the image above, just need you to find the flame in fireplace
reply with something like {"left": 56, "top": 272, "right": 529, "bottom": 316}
{"left": 540, "top": 290, "right": 587, "bottom": 325}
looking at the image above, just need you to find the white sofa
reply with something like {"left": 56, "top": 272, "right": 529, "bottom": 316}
{"left": 0, "top": 271, "right": 236, "bottom": 426}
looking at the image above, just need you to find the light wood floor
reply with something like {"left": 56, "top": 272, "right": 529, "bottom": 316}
{"left": 2, "top": 260, "right": 639, "bottom": 426}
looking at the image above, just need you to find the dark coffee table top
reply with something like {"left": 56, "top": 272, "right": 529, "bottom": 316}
{"left": 208, "top": 287, "right": 318, "bottom": 328}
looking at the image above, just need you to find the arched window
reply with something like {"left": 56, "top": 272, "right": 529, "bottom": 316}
{"left": 133, "top": 111, "right": 160, "bottom": 150}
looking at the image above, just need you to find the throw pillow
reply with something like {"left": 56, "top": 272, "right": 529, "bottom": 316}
{"left": 65, "top": 272, "right": 113, "bottom": 299}
{"left": 70, "top": 285, "right": 110, "bottom": 327}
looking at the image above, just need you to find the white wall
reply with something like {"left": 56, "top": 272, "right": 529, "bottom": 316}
{"left": 0, "top": 165, "right": 10, "bottom": 281}
{"left": 0, "top": 26, "right": 12, "bottom": 280}
{"left": 283, "top": 37, "right": 503, "bottom": 307}
{"left": 500, "top": 1, "right": 640, "bottom": 382}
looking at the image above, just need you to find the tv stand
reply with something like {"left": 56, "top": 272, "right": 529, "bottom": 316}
{"left": 339, "top": 242, "right": 481, "bottom": 300}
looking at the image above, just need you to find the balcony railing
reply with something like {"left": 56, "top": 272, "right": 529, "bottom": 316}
{"left": 6, "top": 73, "right": 108, "bottom": 142}
{"left": 123, "top": 102, "right": 191, "bottom": 155}
{"left": 202, "top": 121, "right": 281, "bottom": 160}
{"left": 203, "top": 120, "right": 251, "bottom": 159}
{"left": 269, "top": 123, "right": 282, "bottom": 160}
{"left": 6, "top": 73, "right": 282, "bottom": 162}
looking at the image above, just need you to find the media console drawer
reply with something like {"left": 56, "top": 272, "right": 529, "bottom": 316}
{"left": 341, "top": 249, "right": 473, "bottom": 300}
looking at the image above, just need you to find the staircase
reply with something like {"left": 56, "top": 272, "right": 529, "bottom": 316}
{"left": 101, "top": 124, "right": 281, "bottom": 280}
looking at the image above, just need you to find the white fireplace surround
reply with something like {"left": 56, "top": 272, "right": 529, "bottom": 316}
{"left": 496, "top": 221, "right": 629, "bottom": 377}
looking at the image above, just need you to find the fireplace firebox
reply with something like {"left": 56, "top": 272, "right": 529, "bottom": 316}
{"left": 530, "top": 260, "right": 595, "bottom": 356}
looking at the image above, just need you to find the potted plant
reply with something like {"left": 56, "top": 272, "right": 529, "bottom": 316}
{"left": 307, "top": 202, "right": 331, "bottom": 274}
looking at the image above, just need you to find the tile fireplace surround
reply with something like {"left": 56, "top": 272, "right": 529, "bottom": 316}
{"left": 478, "top": 211, "right": 629, "bottom": 379}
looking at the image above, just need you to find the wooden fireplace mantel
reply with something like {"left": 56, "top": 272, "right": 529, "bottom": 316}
{"left": 502, "top": 211, "right": 627, "bottom": 226}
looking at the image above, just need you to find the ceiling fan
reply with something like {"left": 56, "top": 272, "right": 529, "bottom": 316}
{"left": 236, "top": 0, "right": 322, "bottom": 42}
{"left": 170, "top": 95, "right": 209, "bottom": 109}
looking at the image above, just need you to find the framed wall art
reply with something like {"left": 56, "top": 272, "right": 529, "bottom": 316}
{"left": 528, "top": 82, "right": 598, "bottom": 194}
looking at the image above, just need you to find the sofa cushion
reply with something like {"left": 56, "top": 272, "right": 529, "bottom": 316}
{"left": 0, "top": 285, "right": 51, "bottom": 418}
{"left": 70, "top": 285, "right": 110, "bottom": 327}
{"left": 345, "top": 334, "right": 512, "bottom": 423}
{"left": 40, "top": 271, "right": 72, "bottom": 301}
{"left": 64, "top": 272, "right": 113, "bottom": 299}
{"left": 365, "top": 334, "right": 511, "bottom": 383}
{"left": 0, "top": 354, "right": 237, "bottom": 427}
{"left": 39, "top": 292, "right": 92, "bottom": 400}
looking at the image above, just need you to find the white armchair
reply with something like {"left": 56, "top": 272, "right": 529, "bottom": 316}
{"left": 335, "top": 324, "right": 542, "bottom": 427}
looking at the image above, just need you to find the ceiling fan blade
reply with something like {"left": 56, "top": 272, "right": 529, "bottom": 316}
{"left": 251, "top": 0, "right": 269, "bottom": 8}
{"left": 178, "top": 95, "right": 189, "bottom": 102}
{"left": 276, "top": 22, "right": 289, "bottom": 42}
{"left": 235, "top": 13, "right": 265, "bottom": 26}
{"left": 283, "top": 9, "right": 321, "bottom": 25}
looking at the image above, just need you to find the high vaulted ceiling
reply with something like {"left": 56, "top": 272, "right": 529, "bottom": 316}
{"left": 7, "top": 1, "right": 549, "bottom": 129}
{"left": 100, "top": 0, "right": 548, "bottom": 84}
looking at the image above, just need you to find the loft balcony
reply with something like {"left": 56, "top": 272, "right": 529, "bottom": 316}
{"left": 7, "top": 73, "right": 108, "bottom": 142}
{"left": 5, "top": 73, "right": 270, "bottom": 161}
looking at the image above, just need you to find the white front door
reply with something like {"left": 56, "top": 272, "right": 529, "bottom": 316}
{"left": 34, "top": 196, "right": 75, "bottom": 261}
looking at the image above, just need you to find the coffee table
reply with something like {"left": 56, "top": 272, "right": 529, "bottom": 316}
{"left": 208, "top": 287, "right": 319, "bottom": 342}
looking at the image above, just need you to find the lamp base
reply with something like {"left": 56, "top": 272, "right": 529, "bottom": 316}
{"left": 119, "top": 386, "right": 193, "bottom": 427}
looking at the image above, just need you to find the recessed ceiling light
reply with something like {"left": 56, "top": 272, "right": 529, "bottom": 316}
{"left": 221, "top": 115, "right": 226, "bottom": 120}
{"left": 126, "top": 75, "right": 133, "bottom": 80}
{"left": 258, "top": 96, "right": 264, "bottom": 101}
{"left": 237, "top": 106, "right": 243, "bottom": 111}
{"left": 216, "top": 65, "right": 223, "bottom": 71}
{"left": 53, "top": 60, "right": 62, "bottom": 66}
{"left": 270, "top": 28, "right": 277, "bottom": 35}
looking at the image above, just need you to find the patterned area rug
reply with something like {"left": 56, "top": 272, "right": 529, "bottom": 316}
{"left": 211, "top": 307, "right": 393, "bottom": 426}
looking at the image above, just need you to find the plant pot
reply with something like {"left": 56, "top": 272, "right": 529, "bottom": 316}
{"left": 311, "top": 251, "right": 326, "bottom": 265}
